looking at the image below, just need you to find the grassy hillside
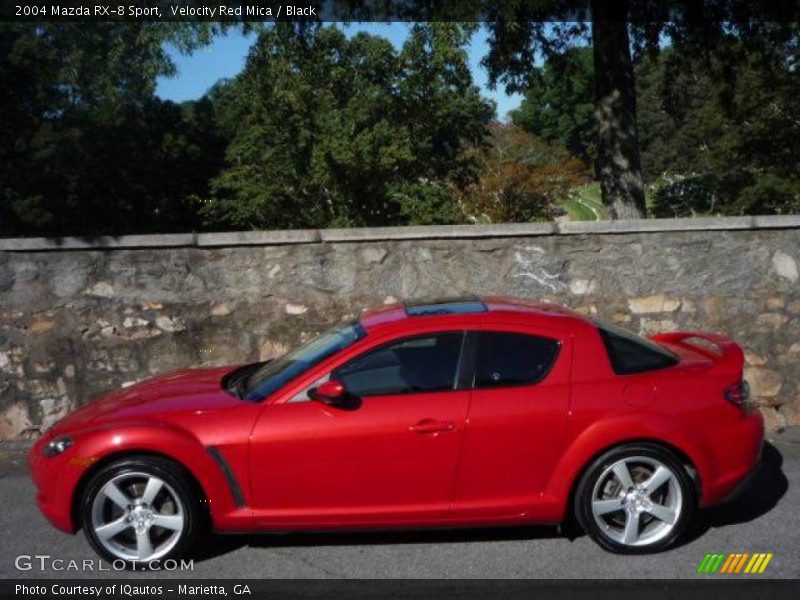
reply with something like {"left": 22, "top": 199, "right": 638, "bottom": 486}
{"left": 557, "top": 182, "right": 658, "bottom": 220}
{"left": 558, "top": 183, "right": 606, "bottom": 220}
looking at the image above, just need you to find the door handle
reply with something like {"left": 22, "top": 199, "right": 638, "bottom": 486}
{"left": 409, "top": 419, "right": 455, "bottom": 434}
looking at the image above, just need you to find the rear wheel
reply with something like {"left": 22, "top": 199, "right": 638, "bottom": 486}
{"left": 574, "top": 443, "right": 695, "bottom": 554}
{"left": 81, "top": 456, "right": 198, "bottom": 567}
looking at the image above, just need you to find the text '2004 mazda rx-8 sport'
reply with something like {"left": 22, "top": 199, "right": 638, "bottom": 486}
{"left": 29, "top": 296, "right": 763, "bottom": 565}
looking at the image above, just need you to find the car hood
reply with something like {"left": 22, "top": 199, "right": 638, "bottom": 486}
{"left": 50, "top": 365, "right": 243, "bottom": 434}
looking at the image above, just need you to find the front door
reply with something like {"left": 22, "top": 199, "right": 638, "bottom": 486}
{"left": 248, "top": 331, "right": 470, "bottom": 527}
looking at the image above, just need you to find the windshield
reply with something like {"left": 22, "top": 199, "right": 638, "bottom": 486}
{"left": 243, "top": 322, "right": 366, "bottom": 401}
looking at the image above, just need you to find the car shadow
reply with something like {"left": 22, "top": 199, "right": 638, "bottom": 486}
{"left": 188, "top": 524, "right": 563, "bottom": 563}
{"left": 188, "top": 442, "right": 788, "bottom": 563}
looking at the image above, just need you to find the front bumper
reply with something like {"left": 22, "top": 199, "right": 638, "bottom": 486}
{"left": 28, "top": 435, "right": 81, "bottom": 533}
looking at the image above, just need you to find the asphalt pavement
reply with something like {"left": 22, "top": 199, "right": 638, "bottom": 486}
{"left": 1, "top": 431, "right": 798, "bottom": 580}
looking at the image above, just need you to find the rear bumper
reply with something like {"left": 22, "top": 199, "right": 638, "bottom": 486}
{"left": 718, "top": 455, "right": 761, "bottom": 505}
{"left": 700, "top": 409, "right": 764, "bottom": 507}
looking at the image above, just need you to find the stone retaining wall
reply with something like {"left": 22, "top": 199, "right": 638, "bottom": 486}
{"left": 1, "top": 216, "right": 798, "bottom": 439}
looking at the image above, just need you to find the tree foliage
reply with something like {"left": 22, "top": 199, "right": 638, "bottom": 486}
{"left": 0, "top": 23, "right": 231, "bottom": 236}
{"left": 206, "top": 23, "right": 493, "bottom": 229}
{"left": 456, "top": 123, "right": 590, "bottom": 223}
{"left": 511, "top": 38, "right": 800, "bottom": 216}
{"left": 2, "top": 17, "right": 799, "bottom": 237}
{"left": 639, "top": 39, "right": 800, "bottom": 216}
{"left": 511, "top": 47, "right": 595, "bottom": 162}
{"left": 482, "top": 2, "right": 800, "bottom": 217}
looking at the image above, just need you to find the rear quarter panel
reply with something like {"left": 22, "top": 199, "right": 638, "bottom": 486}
{"left": 539, "top": 322, "right": 722, "bottom": 520}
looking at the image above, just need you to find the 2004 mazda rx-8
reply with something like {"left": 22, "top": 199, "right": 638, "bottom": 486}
{"left": 30, "top": 296, "right": 763, "bottom": 563}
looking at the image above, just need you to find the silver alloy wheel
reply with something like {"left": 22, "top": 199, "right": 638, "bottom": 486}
{"left": 90, "top": 471, "right": 185, "bottom": 562}
{"left": 590, "top": 456, "right": 683, "bottom": 547}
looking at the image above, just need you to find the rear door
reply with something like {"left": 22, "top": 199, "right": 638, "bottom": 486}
{"left": 452, "top": 324, "right": 572, "bottom": 518}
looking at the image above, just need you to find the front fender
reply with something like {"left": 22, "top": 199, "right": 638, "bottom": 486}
{"left": 31, "top": 420, "right": 248, "bottom": 532}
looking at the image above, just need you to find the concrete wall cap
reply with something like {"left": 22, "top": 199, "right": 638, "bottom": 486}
{"left": 1, "top": 215, "right": 798, "bottom": 252}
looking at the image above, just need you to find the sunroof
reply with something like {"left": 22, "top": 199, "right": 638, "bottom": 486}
{"left": 404, "top": 296, "right": 488, "bottom": 316}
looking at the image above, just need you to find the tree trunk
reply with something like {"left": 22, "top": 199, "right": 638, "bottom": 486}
{"left": 591, "top": 0, "right": 646, "bottom": 219}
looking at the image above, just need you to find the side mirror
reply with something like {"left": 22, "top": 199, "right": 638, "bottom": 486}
{"left": 308, "top": 379, "right": 347, "bottom": 407}
{"left": 308, "top": 379, "right": 361, "bottom": 410}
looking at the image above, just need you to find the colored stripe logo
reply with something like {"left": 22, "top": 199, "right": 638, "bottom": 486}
{"left": 697, "top": 553, "right": 773, "bottom": 574}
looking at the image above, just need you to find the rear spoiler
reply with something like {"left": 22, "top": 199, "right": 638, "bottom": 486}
{"left": 649, "top": 331, "right": 744, "bottom": 375}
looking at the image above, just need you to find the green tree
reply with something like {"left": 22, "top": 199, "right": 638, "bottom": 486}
{"left": 511, "top": 47, "right": 595, "bottom": 162}
{"left": 484, "top": 4, "right": 646, "bottom": 219}
{"left": 0, "top": 23, "right": 231, "bottom": 237}
{"left": 482, "top": 1, "right": 800, "bottom": 219}
{"left": 638, "top": 40, "right": 800, "bottom": 216}
{"left": 507, "top": 33, "right": 800, "bottom": 217}
{"left": 207, "top": 23, "right": 493, "bottom": 229}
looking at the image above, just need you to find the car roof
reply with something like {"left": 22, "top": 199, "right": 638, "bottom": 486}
{"left": 359, "top": 295, "right": 593, "bottom": 332}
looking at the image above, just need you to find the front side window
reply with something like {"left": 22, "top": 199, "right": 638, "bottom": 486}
{"left": 474, "top": 332, "right": 560, "bottom": 388}
{"left": 332, "top": 332, "right": 464, "bottom": 397}
{"left": 594, "top": 320, "right": 679, "bottom": 375}
{"left": 244, "top": 322, "right": 366, "bottom": 400}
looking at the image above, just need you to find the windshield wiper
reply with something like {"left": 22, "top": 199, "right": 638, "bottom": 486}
{"left": 233, "top": 373, "right": 248, "bottom": 400}
{"left": 222, "top": 367, "right": 245, "bottom": 398}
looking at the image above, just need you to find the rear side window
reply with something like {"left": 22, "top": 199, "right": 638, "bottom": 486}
{"left": 595, "top": 322, "right": 679, "bottom": 375}
{"left": 475, "top": 332, "right": 560, "bottom": 388}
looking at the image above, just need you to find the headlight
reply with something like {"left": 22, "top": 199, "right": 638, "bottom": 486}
{"left": 42, "top": 436, "right": 73, "bottom": 457}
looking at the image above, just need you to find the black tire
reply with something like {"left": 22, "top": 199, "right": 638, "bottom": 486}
{"left": 81, "top": 455, "right": 198, "bottom": 568}
{"left": 574, "top": 443, "right": 696, "bottom": 554}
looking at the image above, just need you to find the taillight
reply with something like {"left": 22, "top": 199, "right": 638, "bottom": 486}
{"left": 724, "top": 380, "right": 750, "bottom": 408}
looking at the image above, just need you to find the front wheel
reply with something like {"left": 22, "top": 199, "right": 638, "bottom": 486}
{"left": 81, "top": 456, "right": 198, "bottom": 567}
{"left": 574, "top": 443, "right": 695, "bottom": 554}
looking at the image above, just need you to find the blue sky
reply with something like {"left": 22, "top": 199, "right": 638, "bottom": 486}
{"left": 155, "top": 23, "right": 525, "bottom": 120}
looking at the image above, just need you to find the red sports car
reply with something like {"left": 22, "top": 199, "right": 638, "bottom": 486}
{"left": 29, "top": 296, "right": 763, "bottom": 564}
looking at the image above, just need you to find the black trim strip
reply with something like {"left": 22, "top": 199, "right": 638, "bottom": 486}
{"left": 456, "top": 331, "right": 480, "bottom": 390}
{"left": 206, "top": 446, "right": 246, "bottom": 508}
